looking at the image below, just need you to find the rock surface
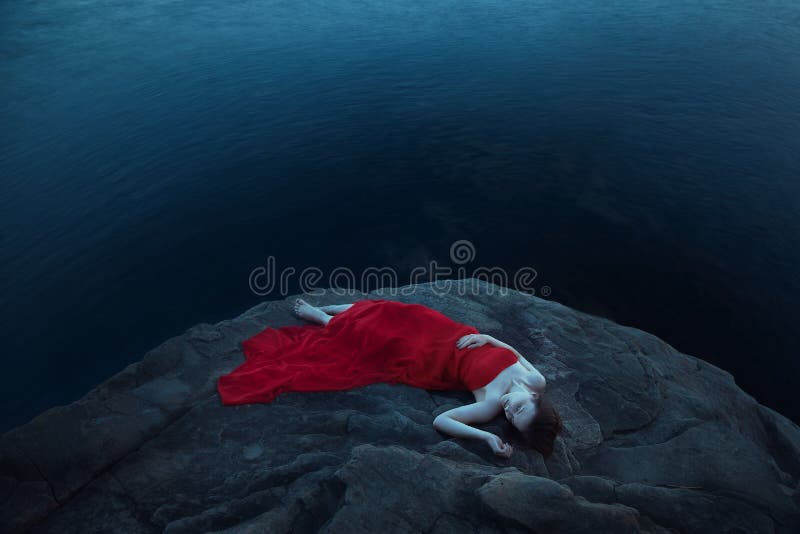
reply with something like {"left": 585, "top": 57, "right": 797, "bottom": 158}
{"left": 2, "top": 279, "right": 799, "bottom": 533}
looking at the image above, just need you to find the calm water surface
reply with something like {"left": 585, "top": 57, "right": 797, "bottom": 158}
{"left": 1, "top": 0, "right": 799, "bottom": 431}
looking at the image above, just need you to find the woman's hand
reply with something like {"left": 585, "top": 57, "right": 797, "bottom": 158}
{"left": 485, "top": 434, "right": 514, "bottom": 458}
{"left": 456, "top": 334, "right": 492, "bottom": 350}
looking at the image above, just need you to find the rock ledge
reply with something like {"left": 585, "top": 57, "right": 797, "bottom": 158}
{"left": 2, "top": 279, "right": 798, "bottom": 533}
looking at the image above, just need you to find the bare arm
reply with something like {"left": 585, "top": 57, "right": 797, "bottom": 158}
{"left": 432, "top": 416, "right": 493, "bottom": 442}
{"left": 485, "top": 335, "right": 546, "bottom": 391}
{"left": 485, "top": 335, "right": 534, "bottom": 370}
{"left": 433, "top": 400, "right": 513, "bottom": 457}
{"left": 433, "top": 400, "right": 500, "bottom": 442}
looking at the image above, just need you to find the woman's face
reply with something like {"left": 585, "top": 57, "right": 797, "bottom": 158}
{"left": 501, "top": 388, "right": 538, "bottom": 431}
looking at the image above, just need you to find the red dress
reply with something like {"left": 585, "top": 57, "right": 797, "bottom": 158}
{"left": 216, "top": 299, "right": 519, "bottom": 405}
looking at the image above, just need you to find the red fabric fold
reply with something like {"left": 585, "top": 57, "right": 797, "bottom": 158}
{"left": 216, "top": 299, "right": 518, "bottom": 405}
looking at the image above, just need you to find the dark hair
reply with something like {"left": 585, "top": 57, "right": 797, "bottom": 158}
{"left": 513, "top": 394, "right": 563, "bottom": 458}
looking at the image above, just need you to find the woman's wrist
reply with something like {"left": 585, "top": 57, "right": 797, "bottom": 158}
{"left": 485, "top": 335, "right": 505, "bottom": 348}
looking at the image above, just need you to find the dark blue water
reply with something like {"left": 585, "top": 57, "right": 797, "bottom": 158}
{"left": 2, "top": 0, "right": 799, "bottom": 432}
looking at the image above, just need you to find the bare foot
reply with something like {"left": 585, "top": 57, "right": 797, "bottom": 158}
{"left": 292, "top": 298, "right": 332, "bottom": 325}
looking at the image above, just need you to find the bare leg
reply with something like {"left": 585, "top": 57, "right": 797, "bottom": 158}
{"left": 319, "top": 303, "right": 354, "bottom": 315}
{"left": 292, "top": 298, "right": 332, "bottom": 326}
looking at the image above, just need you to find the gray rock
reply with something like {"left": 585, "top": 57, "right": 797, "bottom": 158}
{"left": 1, "top": 279, "right": 798, "bottom": 533}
